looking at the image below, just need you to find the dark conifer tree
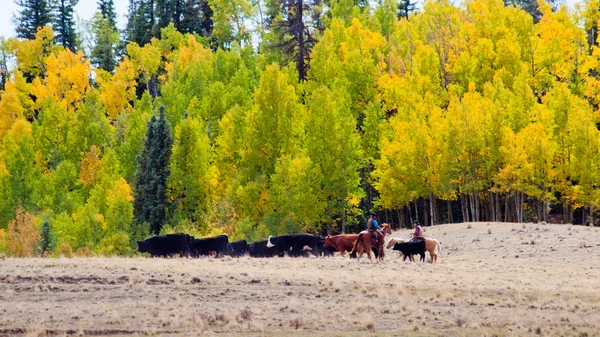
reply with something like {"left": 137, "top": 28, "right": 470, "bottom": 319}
{"left": 272, "top": 0, "right": 318, "bottom": 81}
{"left": 133, "top": 106, "right": 173, "bottom": 235}
{"left": 180, "top": 0, "right": 205, "bottom": 35}
{"left": 13, "top": 0, "right": 53, "bottom": 40}
{"left": 397, "top": 0, "right": 417, "bottom": 19}
{"left": 127, "top": 0, "right": 154, "bottom": 46}
{"left": 52, "top": 0, "right": 79, "bottom": 50}
{"left": 98, "top": 0, "right": 117, "bottom": 27}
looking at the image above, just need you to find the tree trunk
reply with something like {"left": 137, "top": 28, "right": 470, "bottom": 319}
{"left": 475, "top": 193, "right": 480, "bottom": 222}
{"left": 504, "top": 193, "right": 510, "bottom": 223}
{"left": 341, "top": 207, "right": 346, "bottom": 234}
{"left": 461, "top": 195, "right": 469, "bottom": 223}
{"left": 496, "top": 192, "right": 502, "bottom": 222}
{"left": 408, "top": 202, "right": 413, "bottom": 225}
{"left": 414, "top": 199, "right": 419, "bottom": 223}
{"left": 488, "top": 192, "right": 495, "bottom": 222}
{"left": 429, "top": 194, "right": 436, "bottom": 226}
{"left": 424, "top": 198, "right": 430, "bottom": 227}
{"left": 447, "top": 200, "right": 453, "bottom": 224}
{"left": 398, "top": 209, "right": 404, "bottom": 229}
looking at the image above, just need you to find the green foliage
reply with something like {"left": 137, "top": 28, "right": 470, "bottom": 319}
{"left": 6, "top": 1, "right": 600, "bottom": 256}
{"left": 98, "top": 232, "right": 132, "bottom": 256}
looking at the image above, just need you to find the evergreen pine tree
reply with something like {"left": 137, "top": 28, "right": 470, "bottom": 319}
{"left": 152, "top": 0, "right": 174, "bottom": 37}
{"left": 91, "top": 14, "right": 118, "bottom": 72}
{"left": 92, "top": 0, "right": 119, "bottom": 72}
{"left": 13, "top": 0, "right": 53, "bottom": 40}
{"left": 178, "top": 0, "right": 203, "bottom": 34}
{"left": 272, "top": 0, "right": 318, "bottom": 81}
{"left": 397, "top": 0, "right": 416, "bottom": 19}
{"left": 133, "top": 106, "right": 173, "bottom": 235}
{"left": 52, "top": 0, "right": 79, "bottom": 50}
{"left": 38, "top": 220, "right": 55, "bottom": 256}
{"left": 198, "top": 0, "right": 213, "bottom": 37}
{"left": 127, "top": 0, "right": 154, "bottom": 46}
{"left": 98, "top": 0, "right": 117, "bottom": 27}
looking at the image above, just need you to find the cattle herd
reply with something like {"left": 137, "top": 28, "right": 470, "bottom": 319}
{"left": 137, "top": 230, "right": 440, "bottom": 262}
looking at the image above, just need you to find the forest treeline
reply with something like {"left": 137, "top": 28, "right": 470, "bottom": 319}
{"left": 1, "top": 0, "right": 600, "bottom": 256}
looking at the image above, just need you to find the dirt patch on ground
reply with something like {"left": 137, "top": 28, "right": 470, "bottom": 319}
{"left": 1, "top": 222, "right": 599, "bottom": 336}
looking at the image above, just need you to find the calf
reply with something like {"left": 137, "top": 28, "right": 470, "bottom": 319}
{"left": 189, "top": 235, "right": 229, "bottom": 257}
{"left": 227, "top": 240, "right": 248, "bottom": 257}
{"left": 393, "top": 240, "right": 426, "bottom": 262}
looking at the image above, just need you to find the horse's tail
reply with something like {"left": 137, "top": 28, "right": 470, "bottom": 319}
{"left": 350, "top": 235, "right": 361, "bottom": 255}
{"left": 434, "top": 239, "right": 441, "bottom": 253}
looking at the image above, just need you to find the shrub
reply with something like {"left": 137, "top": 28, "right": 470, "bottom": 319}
{"left": 98, "top": 232, "right": 132, "bottom": 256}
{"left": 52, "top": 242, "right": 74, "bottom": 258}
{"left": 0, "top": 229, "right": 6, "bottom": 253}
{"left": 6, "top": 207, "right": 40, "bottom": 257}
{"left": 75, "top": 246, "right": 95, "bottom": 257}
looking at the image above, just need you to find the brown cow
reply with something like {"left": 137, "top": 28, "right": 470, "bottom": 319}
{"left": 323, "top": 234, "right": 359, "bottom": 257}
{"left": 350, "top": 224, "right": 392, "bottom": 261}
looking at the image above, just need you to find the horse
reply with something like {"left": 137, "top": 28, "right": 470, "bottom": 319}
{"left": 386, "top": 237, "right": 441, "bottom": 263}
{"left": 350, "top": 224, "right": 392, "bottom": 261}
{"left": 323, "top": 234, "right": 359, "bottom": 257}
{"left": 386, "top": 237, "right": 407, "bottom": 249}
{"left": 424, "top": 238, "right": 441, "bottom": 263}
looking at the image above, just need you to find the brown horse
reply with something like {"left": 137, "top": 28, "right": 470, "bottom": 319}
{"left": 323, "top": 234, "right": 359, "bottom": 257}
{"left": 386, "top": 237, "right": 441, "bottom": 263}
{"left": 425, "top": 238, "right": 441, "bottom": 262}
{"left": 350, "top": 224, "right": 392, "bottom": 261}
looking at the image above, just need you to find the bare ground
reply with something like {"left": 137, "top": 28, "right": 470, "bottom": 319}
{"left": 1, "top": 222, "right": 600, "bottom": 336}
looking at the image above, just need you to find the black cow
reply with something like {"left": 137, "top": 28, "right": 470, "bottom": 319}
{"left": 137, "top": 233, "right": 193, "bottom": 257}
{"left": 312, "top": 237, "right": 336, "bottom": 257}
{"left": 266, "top": 234, "right": 321, "bottom": 257}
{"left": 248, "top": 240, "right": 284, "bottom": 258}
{"left": 393, "top": 240, "right": 426, "bottom": 262}
{"left": 227, "top": 240, "right": 248, "bottom": 257}
{"left": 189, "top": 235, "right": 229, "bottom": 257}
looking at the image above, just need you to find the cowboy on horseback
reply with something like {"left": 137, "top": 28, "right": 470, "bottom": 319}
{"left": 410, "top": 219, "right": 424, "bottom": 242}
{"left": 367, "top": 213, "right": 383, "bottom": 245}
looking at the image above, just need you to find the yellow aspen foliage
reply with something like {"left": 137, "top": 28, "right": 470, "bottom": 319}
{"left": 9, "top": 26, "right": 58, "bottom": 79}
{"left": 96, "top": 58, "right": 137, "bottom": 119}
{"left": 79, "top": 145, "right": 104, "bottom": 187}
{"left": 532, "top": 1, "right": 587, "bottom": 90}
{"left": 6, "top": 207, "right": 40, "bottom": 257}
{"left": 167, "top": 34, "right": 213, "bottom": 77}
{"left": 0, "top": 71, "right": 33, "bottom": 139}
{"left": 32, "top": 49, "right": 91, "bottom": 111}
{"left": 126, "top": 41, "right": 162, "bottom": 87}
{"left": 109, "top": 177, "right": 134, "bottom": 203}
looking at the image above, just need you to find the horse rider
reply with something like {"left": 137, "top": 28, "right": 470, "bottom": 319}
{"left": 410, "top": 219, "right": 424, "bottom": 242}
{"left": 367, "top": 213, "right": 383, "bottom": 245}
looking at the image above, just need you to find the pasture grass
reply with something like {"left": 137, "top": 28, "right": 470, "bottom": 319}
{"left": 1, "top": 222, "right": 600, "bottom": 336}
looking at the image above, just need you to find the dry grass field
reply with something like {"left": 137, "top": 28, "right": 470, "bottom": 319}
{"left": 1, "top": 222, "right": 600, "bottom": 337}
